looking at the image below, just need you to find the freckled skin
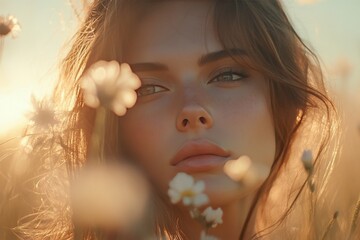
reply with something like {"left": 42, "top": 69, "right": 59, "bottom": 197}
{"left": 117, "top": 1, "right": 275, "bottom": 206}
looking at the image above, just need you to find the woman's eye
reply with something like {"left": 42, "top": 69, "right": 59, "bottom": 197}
{"left": 209, "top": 71, "right": 247, "bottom": 83}
{"left": 136, "top": 84, "right": 168, "bottom": 97}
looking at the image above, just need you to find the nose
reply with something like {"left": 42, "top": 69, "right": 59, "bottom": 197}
{"left": 176, "top": 104, "right": 213, "bottom": 132}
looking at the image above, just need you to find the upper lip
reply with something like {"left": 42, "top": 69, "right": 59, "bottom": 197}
{"left": 170, "top": 139, "right": 230, "bottom": 166}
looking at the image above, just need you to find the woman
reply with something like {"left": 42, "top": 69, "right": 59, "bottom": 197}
{"left": 17, "top": 0, "right": 342, "bottom": 239}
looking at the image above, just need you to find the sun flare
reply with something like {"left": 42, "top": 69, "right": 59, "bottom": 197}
{"left": 0, "top": 88, "right": 32, "bottom": 136}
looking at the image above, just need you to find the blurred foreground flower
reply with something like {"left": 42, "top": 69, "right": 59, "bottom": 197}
{"left": 301, "top": 149, "right": 315, "bottom": 192}
{"left": 202, "top": 207, "right": 223, "bottom": 228}
{"left": 168, "top": 172, "right": 209, "bottom": 207}
{"left": 224, "top": 155, "right": 270, "bottom": 186}
{"left": 80, "top": 60, "right": 141, "bottom": 116}
{"left": 0, "top": 15, "right": 21, "bottom": 38}
{"left": 168, "top": 173, "right": 224, "bottom": 240}
{"left": 70, "top": 163, "right": 149, "bottom": 231}
{"left": 301, "top": 149, "right": 313, "bottom": 173}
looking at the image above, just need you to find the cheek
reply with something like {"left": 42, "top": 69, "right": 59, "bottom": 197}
{"left": 117, "top": 105, "right": 176, "bottom": 191}
{"left": 118, "top": 93, "right": 180, "bottom": 154}
{"left": 215, "top": 88, "right": 275, "bottom": 166}
{"left": 118, "top": 109, "right": 170, "bottom": 161}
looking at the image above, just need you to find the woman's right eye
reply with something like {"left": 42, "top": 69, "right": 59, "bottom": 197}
{"left": 136, "top": 84, "right": 168, "bottom": 97}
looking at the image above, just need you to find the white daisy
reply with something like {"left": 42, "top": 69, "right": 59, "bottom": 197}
{"left": 168, "top": 172, "right": 209, "bottom": 207}
{"left": 202, "top": 206, "right": 223, "bottom": 228}
{"left": 80, "top": 60, "right": 141, "bottom": 116}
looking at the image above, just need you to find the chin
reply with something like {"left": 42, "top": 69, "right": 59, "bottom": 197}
{"left": 196, "top": 172, "right": 246, "bottom": 207}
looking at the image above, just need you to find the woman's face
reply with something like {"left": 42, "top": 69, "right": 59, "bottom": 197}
{"left": 118, "top": 1, "right": 275, "bottom": 205}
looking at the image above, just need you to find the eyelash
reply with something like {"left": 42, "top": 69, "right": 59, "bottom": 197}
{"left": 136, "top": 84, "right": 168, "bottom": 97}
{"left": 136, "top": 69, "right": 248, "bottom": 97}
{"left": 208, "top": 69, "right": 248, "bottom": 83}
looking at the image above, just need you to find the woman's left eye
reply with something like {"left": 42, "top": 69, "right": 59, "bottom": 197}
{"left": 208, "top": 70, "right": 247, "bottom": 83}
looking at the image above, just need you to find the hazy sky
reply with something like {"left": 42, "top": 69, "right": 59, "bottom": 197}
{"left": 284, "top": 0, "right": 360, "bottom": 88}
{"left": 0, "top": 0, "right": 359, "bottom": 134}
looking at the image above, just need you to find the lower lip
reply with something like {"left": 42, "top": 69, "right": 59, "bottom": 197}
{"left": 174, "top": 155, "right": 227, "bottom": 173}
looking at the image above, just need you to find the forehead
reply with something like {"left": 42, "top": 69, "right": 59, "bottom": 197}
{"left": 123, "top": 1, "right": 222, "bottom": 63}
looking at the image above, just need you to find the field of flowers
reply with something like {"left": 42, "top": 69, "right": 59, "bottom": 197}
{"left": 0, "top": 0, "right": 360, "bottom": 239}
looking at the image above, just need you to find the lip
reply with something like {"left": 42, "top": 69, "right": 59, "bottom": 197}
{"left": 171, "top": 140, "right": 231, "bottom": 172}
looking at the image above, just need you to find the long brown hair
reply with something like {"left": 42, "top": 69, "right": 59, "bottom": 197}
{"left": 214, "top": 1, "right": 339, "bottom": 239}
{"left": 54, "top": 0, "right": 339, "bottom": 239}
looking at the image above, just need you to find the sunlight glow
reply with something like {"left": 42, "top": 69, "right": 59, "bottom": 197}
{"left": 0, "top": 87, "right": 32, "bottom": 135}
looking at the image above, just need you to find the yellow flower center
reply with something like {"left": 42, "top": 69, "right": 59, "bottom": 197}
{"left": 181, "top": 190, "right": 195, "bottom": 197}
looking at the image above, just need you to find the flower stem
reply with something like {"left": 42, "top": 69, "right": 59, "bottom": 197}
{"left": 321, "top": 211, "right": 338, "bottom": 240}
{"left": 0, "top": 39, "right": 4, "bottom": 66}
{"left": 88, "top": 107, "right": 106, "bottom": 163}
{"left": 348, "top": 197, "right": 360, "bottom": 240}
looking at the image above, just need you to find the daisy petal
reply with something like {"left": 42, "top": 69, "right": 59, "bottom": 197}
{"left": 193, "top": 193, "right": 209, "bottom": 207}
{"left": 193, "top": 180, "right": 205, "bottom": 193}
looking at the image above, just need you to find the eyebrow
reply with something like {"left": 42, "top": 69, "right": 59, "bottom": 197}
{"left": 129, "top": 48, "right": 247, "bottom": 72}
{"left": 198, "top": 48, "right": 247, "bottom": 66}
